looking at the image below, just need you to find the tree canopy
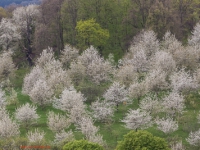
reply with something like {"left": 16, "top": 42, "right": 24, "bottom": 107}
{"left": 63, "top": 140, "right": 104, "bottom": 150}
{"left": 115, "top": 130, "right": 170, "bottom": 150}
{"left": 76, "top": 19, "right": 109, "bottom": 52}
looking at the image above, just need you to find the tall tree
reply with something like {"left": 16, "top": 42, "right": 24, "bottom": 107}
{"left": 76, "top": 19, "right": 109, "bottom": 53}
{"left": 61, "top": 0, "right": 78, "bottom": 46}
{"left": 172, "top": 0, "right": 200, "bottom": 41}
{"left": 38, "top": 0, "right": 64, "bottom": 52}
{"left": 128, "top": 0, "right": 156, "bottom": 28}
{"left": 0, "top": 7, "right": 7, "bottom": 21}
{"left": 12, "top": 5, "right": 40, "bottom": 66}
{"left": 146, "top": 0, "right": 175, "bottom": 39}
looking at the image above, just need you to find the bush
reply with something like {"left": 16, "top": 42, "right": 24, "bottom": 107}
{"left": 63, "top": 140, "right": 104, "bottom": 150}
{"left": 115, "top": 130, "right": 170, "bottom": 150}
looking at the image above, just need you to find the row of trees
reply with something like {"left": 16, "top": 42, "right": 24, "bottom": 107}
{"left": 1, "top": 2, "right": 200, "bottom": 149}
{"left": 0, "top": 0, "right": 200, "bottom": 64}
{"left": 4, "top": 22, "right": 196, "bottom": 148}
{"left": 2, "top": 24, "right": 200, "bottom": 148}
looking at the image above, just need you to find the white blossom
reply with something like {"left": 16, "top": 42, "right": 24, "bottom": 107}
{"left": 7, "top": 88, "right": 18, "bottom": 105}
{"left": 0, "top": 51, "right": 16, "bottom": 83}
{"left": 115, "top": 65, "right": 138, "bottom": 86}
{"left": 15, "top": 103, "right": 39, "bottom": 127}
{"left": 78, "top": 46, "right": 100, "bottom": 67}
{"left": 23, "top": 48, "right": 71, "bottom": 98}
{"left": 77, "top": 46, "right": 114, "bottom": 84}
{"left": 150, "top": 51, "right": 176, "bottom": 75}
{"left": 87, "top": 134, "right": 105, "bottom": 146}
{"left": 0, "top": 115, "right": 19, "bottom": 138}
{"left": 170, "top": 141, "right": 185, "bottom": 150}
{"left": 27, "top": 128, "right": 45, "bottom": 143}
{"left": 54, "top": 130, "right": 74, "bottom": 143}
{"left": 44, "top": 60, "right": 71, "bottom": 94}
{"left": 36, "top": 48, "right": 55, "bottom": 68}
{"left": 29, "top": 79, "right": 53, "bottom": 107}
{"left": 145, "top": 68, "right": 168, "bottom": 92}
{"left": 103, "top": 82, "right": 129, "bottom": 107}
{"left": 77, "top": 116, "right": 99, "bottom": 140}
{"left": 107, "top": 53, "right": 115, "bottom": 65}
{"left": 187, "top": 129, "right": 200, "bottom": 146}
{"left": 122, "top": 108, "right": 152, "bottom": 130}
{"left": 87, "top": 57, "right": 114, "bottom": 84}
{"left": 22, "top": 66, "right": 44, "bottom": 95}
{"left": 47, "top": 111, "right": 70, "bottom": 133}
{"left": 0, "top": 107, "right": 9, "bottom": 120}
{"left": 37, "top": 48, "right": 71, "bottom": 91}
{"left": 188, "top": 22, "right": 200, "bottom": 47}
{"left": 54, "top": 87, "right": 85, "bottom": 113}
{"left": 13, "top": 5, "right": 40, "bottom": 32}
{"left": 170, "top": 68, "right": 198, "bottom": 93}
{"left": 91, "top": 99, "right": 114, "bottom": 122}
{"left": 139, "top": 95, "right": 162, "bottom": 115}
{"left": 155, "top": 117, "right": 178, "bottom": 134}
{"left": 69, "top": 104, "right": 87, "bottom": 124}
{"left": 60, "top": 44, "right": 79, "bottom": 67}
{"left": 0, "top": 88, "right": 5, "bottom": 107}
{"left": 131, "top": 49, "right": 149, "bottom": 72}
{"left": 161, "top": 31, "right": 182, "bottom": 54}
{"left": 128, "top": 81, "right": 148, "bottom": 101}
{"left": 68, "top": 61, "right": 86, "bottom": 84}
{"left": 162, "top": 91, "right": 185, "bottom": 116}
{"left": 129, "top": 30, "right": 159, "bottom": 58}
{"left": 0, "top": 18, "right": 21, "bottom": 50}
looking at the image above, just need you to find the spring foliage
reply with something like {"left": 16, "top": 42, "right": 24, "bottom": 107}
{"left": 115, "top": 130, "right": 170, "bottom": 150}
{"left": 187, "top": 129, "right": 200, "bottom": 146}
{"left": 15, "top": 103, "right": 39, "bottom": 128}
{"left": 63, "top": 140, "right": 104, "bottom": 150}
{"left": 103, "top": 82, "right": 128, "bottom": 107}
{"left": 121, "top": 109, "right": 152, "bottom": 130}
{"left": 0, "top": 112, "right": 19, "bottom": 138}
{"left": 27, "top": 128, "right": 45, "bottom": 143}
{"left": 0, "top": 51, "right": 16, "bottom": 83}
{"left": 47, "top": 111, "right": 70, "bottom": 133}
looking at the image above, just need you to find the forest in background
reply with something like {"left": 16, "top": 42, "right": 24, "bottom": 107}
{"left": 1, "top": 0, "right": 200, "bottom": 150}
{"left": 0, "top": 0, "right": 200, "bottom": 66}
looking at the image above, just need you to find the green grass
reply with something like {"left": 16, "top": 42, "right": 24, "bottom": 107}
{"left": 11, "top": 67, "right": 30, "bottom": 89}
{"left": 5, "top": 72, "right": 200, "bottom": 150}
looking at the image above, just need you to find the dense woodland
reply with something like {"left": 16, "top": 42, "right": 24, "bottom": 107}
{"left": 0, "top": 0, "right": 200, "bottom": 63}
{"left": 1, "top": 0, "right": 200, "bottom": 150}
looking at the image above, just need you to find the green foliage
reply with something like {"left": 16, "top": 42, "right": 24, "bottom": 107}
{"left": 76, "top": 18, "right": 109, "bottom": 51}
{"left": 63, "top": 140, "right": 104, "bottom": 150}
{"left": 6, "top": 88, "right": 19, "bottom": 105}
{"left": 11, "top": 67, "right": 30, "bottom": 89}
{"left": 0, "top": 7, "right": 7, "bottom": 20}
{"left": 0, "top": 137, "right": 29, "bottom": 150}
{"left": 185, "top": 91, "right": 200, "bottom": 109}
{"left": 146, "top": 0, "right": 200, "bottom": 41}
{"left": 75, "top": 80, "right": 110, "bottom": 104}
{"left": 115, "top": 130, "right": 170, "bottom": 150}
{"left": 61, "top": 0, "right": 78, "bottom": 46}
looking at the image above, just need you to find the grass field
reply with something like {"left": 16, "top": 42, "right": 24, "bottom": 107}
{"left": 3, "top": 68, "right": 200, "bottom": 150}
